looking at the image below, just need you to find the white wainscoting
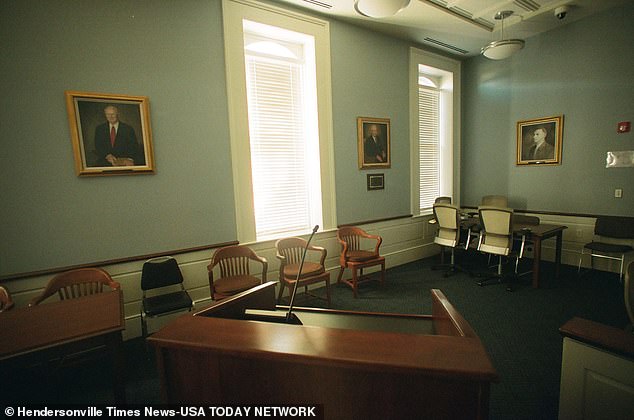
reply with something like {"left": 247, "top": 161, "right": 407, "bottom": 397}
{"left": 4, "top": 213, "right": 629, "bottom": 340}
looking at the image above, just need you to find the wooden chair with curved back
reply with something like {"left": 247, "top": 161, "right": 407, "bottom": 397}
{"left": 336, "top": 226, "right": 385, "bottom": 298}
{"left": 208, "top": 245, "right": 268, "bottom": 301}
{"left": 29, "top": 268, "right": 120, "bottom": 306}
{"left": 275, "top": 237, "right": 331, "bottom": 306}
{"left": 0, "top": 285, "right": 15, "bottom": 312}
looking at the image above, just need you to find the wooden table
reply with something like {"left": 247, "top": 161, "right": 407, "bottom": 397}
{"left": 514, "top": 223, "right": 567, "bottom": 288}
{"left": 0, "top": 289, "right": 126, "bottom": 403}
{"left": 150, "top": 282, "right": 498, "bottom": 420}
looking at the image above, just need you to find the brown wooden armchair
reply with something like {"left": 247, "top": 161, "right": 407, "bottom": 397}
{"left": 336, "top": 226, "right": 385, "bottom": 298}
{"left": 29, "top": 268, "right": 120, "bottom": 306}
{"left": 208, "top": 245, "right": 268, "bottom": 300}
{"left": 0, "top": 285, "right": 14, "bottom": 312}
{"left": 275, "top": 237, "right": 331, "bottom": 306}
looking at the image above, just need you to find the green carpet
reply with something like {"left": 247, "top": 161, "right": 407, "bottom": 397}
{"left": 304, "top": 256, "right": 628, "bottom": 420}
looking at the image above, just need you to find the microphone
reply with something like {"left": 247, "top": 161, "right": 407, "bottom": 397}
{"left": 286, "top": 225, "right": 319, "bottom": 323}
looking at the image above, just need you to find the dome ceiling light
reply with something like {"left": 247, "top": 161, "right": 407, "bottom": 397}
{"left": 354, "top": 0, "right": 411, "bottom": 18}
{"left": 481, "top": 10, "right": 525, "bottom": 60}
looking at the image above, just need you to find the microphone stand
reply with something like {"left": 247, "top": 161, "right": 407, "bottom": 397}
{"left": 286, "top": 225, "right": 319, "bottom": 323}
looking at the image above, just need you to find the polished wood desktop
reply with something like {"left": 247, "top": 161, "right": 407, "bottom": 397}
{"left": 0, "top": 289, "right": 126, "bottom": 403}
{"left": 149, "top": 282, "right": 498, "bottom": 420}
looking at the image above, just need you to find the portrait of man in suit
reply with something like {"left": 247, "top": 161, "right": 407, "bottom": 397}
{"left": 93, "top": 105, "right": 142, "bottom": 167}
{"left": 67, "top": 91, "right": 154, "bottom": 176}
{"left": 525, "top": 127, "right": 554, "bottom": 161}
{"left": 517, "top": 116, "right": 562, "bottom": 166}
{"left": 358, "top": 118, "right": 391, "bottom": 169}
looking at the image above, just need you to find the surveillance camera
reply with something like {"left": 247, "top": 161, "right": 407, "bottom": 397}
{"left": 555, "top": 6, "right": 569, "bottom": 20}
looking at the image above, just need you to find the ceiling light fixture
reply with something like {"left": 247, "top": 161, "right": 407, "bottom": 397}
{"left": 354, "top": 0, "right": 410, "bottom": 18}
{"left": 481, "top": 10, "right": 525, "bottom": 60}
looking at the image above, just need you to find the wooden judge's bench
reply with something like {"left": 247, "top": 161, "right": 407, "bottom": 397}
{"left": 149, "top": 282, "right": 498, "bottom": 419}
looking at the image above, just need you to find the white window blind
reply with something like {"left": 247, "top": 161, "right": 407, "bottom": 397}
{"left": 418, "top": 85, "right": 440, "bottom": 212}
{"left": 244, "top": 37, "right": 319, "bottom": 240}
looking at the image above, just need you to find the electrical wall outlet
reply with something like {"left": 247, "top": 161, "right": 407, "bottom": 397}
{"left": 614, "top": 188, "right": 623, "bottom": 198}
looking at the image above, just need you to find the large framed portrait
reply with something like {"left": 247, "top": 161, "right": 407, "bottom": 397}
{"left": 516, "top": 115, "right": 563, "bottom": 166}
{"left": 357, "top": 117, "right": 391, "bottom": 169}
{"left": 65, "top": 91, "right": 155, "bottom": 176}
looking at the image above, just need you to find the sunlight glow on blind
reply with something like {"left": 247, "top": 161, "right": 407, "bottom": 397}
{"left": 244, "top": 32, "right": 320, "bottom": 240}
{"left": 419, "top": 85, "right": 440, "bottom": 212}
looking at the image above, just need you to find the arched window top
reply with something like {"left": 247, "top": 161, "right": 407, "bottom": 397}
{"left": 245, "top": 40, "right": 298, "bottom": 59}
{"left": 418, "top": 75, "right": 438, "bottom": 88}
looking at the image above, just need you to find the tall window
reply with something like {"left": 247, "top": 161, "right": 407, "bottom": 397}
{"left": 409, "top": 48, "right": 460, "bottom": 215}
{"left": 244, "top": 28, "right": 322, "bottom": 240}
{"left": 223, "top": 0, "right": 335, "bottom": 243}
{"left": 418, "top": 76, "right": 441, "bottom": 211}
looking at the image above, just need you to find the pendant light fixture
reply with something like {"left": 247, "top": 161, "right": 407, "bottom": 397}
{"left": 354, "top": 0, "right": 410, "bottom": 18}
{"left": 481, "top": 10, "right": 525, "bottom": 60}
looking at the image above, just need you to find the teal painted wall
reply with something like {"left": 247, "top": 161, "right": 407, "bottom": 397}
{"left": 462, "top": 3, "right": 634, "bottom": 215}
{"left": 330, "top": 20, "right": 411, "bottom": 224}
{"left": 0, "top": 0, "right": 413, "bottom": 276}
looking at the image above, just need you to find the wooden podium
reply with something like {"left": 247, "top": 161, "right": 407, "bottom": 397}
{"left": 150, "top": 282, "right": 498, "bottom": 419}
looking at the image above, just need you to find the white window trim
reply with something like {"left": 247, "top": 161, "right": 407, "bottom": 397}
{"left": 409, "top": 47, "right": 461, "bottom": 215}
{"left": 223, "top": 0, "right": 336, "bottom": 243}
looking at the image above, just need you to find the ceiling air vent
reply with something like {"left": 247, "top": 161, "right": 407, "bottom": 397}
{"left": 302, "top": 0, "right": 332, "bottom": 9}
{"left": 514, "top": 0, "right": 540, "bottom": 12}
{"left": 423, "top": 37, "right": 469, "bottom": 55}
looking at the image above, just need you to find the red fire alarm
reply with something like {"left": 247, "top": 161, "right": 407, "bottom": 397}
{"left": 617, "top": 121, "right": 631, "bottom": 133}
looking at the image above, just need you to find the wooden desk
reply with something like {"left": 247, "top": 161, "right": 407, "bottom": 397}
{"left": 0, "top": 290, "right": 125, "bottom": 403}
{"left": 150, "top": 282, "right": 498, "bottom": 420}
{"left": 514, "top": 223, "right": 567, "bottom": 288}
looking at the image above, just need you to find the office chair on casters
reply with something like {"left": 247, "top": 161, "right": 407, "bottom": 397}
{"left": 432, "top": 203, "right": 466, "bottom": 277}
{"left": 336, "top": 226, "right": 385, "bottom": 298}
{"left": 208, "top": 245, "right": 268, "bottom": 301}
{"left": 428, "top": 196, "right": 453, "bottom": 226}
{"left": 577, "top": 216, "right": 634, "bottom": 281}
{"left": 140, "top": 256, "right": 193, "bottom": 338}
{"left": 511, "top": 214, "right": 540, "bottom": 260}
{"left": 481, "top": 195, "right": 508, "bottom": 207}
{"left": 475, "top": 206, "right": 525, "bottom": 292}
{"left": 276, "top": 237, "right": 331, "bottom": 306}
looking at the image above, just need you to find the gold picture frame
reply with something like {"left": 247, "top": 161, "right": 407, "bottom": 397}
{"left": 65, "top": 91, "right": 155, "bottom": 176}
{"left": 357, "top": 117, "right": 391, "bottom": 169}
{"left": 516, "top": 115, "right": 563, "bottom": 166}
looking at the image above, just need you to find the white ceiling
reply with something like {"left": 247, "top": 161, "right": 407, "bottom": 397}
{"left": 271, "top": 0, "right": 631, "bottom": 57}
